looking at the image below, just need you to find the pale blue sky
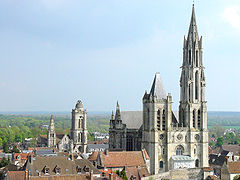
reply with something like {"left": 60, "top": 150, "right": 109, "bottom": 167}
{"left": 0, "top": 0, "right": 239, "bottom": 112}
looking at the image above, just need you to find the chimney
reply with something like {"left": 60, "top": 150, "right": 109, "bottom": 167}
{"left": 109, "top": 173, "right": 114, "bottom": 180}
{"left": 25, "top": 169, "right": 29, "bottom": 180}
{"left": 90, "top": 170, "right": 93, "bottom": 180}
{"left": 105, "top": 149, "right": 109, "bottom": 156}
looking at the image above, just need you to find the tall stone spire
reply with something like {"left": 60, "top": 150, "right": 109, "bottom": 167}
{"left": 187, "top": 5, "right": 199, "bottom": 43}
{"left": 115, "top": 101, "right": 121, "bottom": 120}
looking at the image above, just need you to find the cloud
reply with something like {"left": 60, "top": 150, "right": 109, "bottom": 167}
{"left": 222, "top": 6, "right": 240, "bottom": 29}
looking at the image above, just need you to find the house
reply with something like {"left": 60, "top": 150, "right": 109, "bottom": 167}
{"left": 221, "top": 161, "right": 240, "bottom": 180}
{"left": 24, "top": 155, "right": 101, "bottom": 178}
{"left": 99, "top": 169, "right": 122, "bottom": 180}
{"left": 91, "top": 149, "right": 150, "bottom": 179}
{"left": 13, "top": 153, "right": 31, "bottom": 167}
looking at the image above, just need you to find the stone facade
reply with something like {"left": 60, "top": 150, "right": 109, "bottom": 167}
{"left": 47, "top": 115, "right": 56, "bottom": 148}
{"left": 109, "top": 5, "right": 209, "bottom": 175}
{"left": 71, "top": 100, "right": 88, "bottom": 153}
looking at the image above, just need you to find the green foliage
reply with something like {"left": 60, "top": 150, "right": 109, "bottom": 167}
{"left": 0, "top": 157, "right": 10, "bottom": 168}
{"left": 209, "top": 141, "right": 216, "bottom": 148}
{"left": 217, "top": 137, "right": 224, "bottom": 147}
{"left": 116, "top": 169, "right": 127, "bottom": 180}
{"left": 12, "top": 145, "right": 20, "bottom": 153}
{"left": 233, "top": 175, "right": 240, "bottom": 180}
{"left": 3, "top": 142, "right": 9, "bottom": 153}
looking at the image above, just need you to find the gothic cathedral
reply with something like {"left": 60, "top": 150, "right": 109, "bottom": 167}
{"left": 109, "top": 5, "right": 209, "bottom": 175}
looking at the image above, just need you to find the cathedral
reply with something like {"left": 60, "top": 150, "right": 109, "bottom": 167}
{"left": 109, "top": 5, "right": 209, "bottom": 175}
{"left": 38, "top": 100, "right": 88, "bottom": 154}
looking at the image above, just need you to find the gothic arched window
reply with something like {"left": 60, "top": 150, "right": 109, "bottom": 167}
{"left": 198, "top": 110, "right": 201, "bottom": 128}
{"left": 195, "top": 71, "right": 199, "bottom": 100}
{"left": 157, "top": 109, "right": 161, "bottom": 130}
{"left": 189, "top": 50, "right": 191, "bottom": 64}
{"left": 159, "top": 161, "right": 163, "bottom": 169}
{"left": 162, "top": 110, "right": 166, "bottom": 130}
{"left": 176, "top": 145, "right": 184, "bottom": 155}
{"left": 195, "top": 159, "right": 199, "bottom": 167}
{"left": 196, "top": 50, "right": 199, "bottom": 67}
{"left": 193, "top": 109, "right": 196, "bottom": 128}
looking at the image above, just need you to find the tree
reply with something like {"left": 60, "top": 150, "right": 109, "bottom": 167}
{"left": 0, "top": 157, "right": 10, "bottom": 168}
{"left": 233, "top": 175, "right": 240, "bottom": 180}
{"left": 12, "top": 145, "right": 20, "bottom": 153}
{"left": 0, "top": 137, "right": 2, "bottom": 147}
{"left": 217, "top": 137, "right": 224, "bottom": 147}
{"left": 3, "top": 142, "right": 9, "bottom": 153}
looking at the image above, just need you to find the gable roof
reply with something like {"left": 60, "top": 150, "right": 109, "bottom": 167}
{"left": 100, "top": 151, "right": 148, "bottom": 168}
{"left": 121, "top": 111, "right": 142, "bottom": 129}
{"left": 228, "top": 161, "right": 240, "bottom": 174}
{"left": 7, "top": 171, "right": 25, "bottom": 180}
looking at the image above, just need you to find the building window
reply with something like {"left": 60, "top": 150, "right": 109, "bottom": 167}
{"left": 162, "top": 110, "right": 165, "bottom": 130}
{"left": 55, "top": 166, "right": 61, "bottom": 174}
{"left": 195, "top": 71, "right": 198, "bottom": 100}
{"left": 162, "top": 147, "right": 165, "bottom": 155}
{"left": 195, "top": 159, "right": 199, "bottom": 167}
{"left": 198, "top": 110, "right": 201, "bottom": 128}
{"left": 189, "top": 50, "right": 191, "bottom": 64}
{"left": 193, "top": 109, "right": 196, "bottom": 128}
{"left": 76, "top": 166, "right": 82, "bottom": 174}
{"left": 157, "top": 109, "right": 161, "bottom": 130}
{"left": 194, "top": 148, "right": 196, "bottom": 154}
{"left": 44, "top": 167, "right": 50, "bottom": 175}
{"left": 196, "top": 51, "right": 199, "bottom": 67}
{"left": 176, "top": 145, "right": 184, "bottom": 155}
{"left": 159, "top": 161, "right": 163, "bottom": 168}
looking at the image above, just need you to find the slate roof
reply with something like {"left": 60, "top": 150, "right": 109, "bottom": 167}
{"left": 121, "top": 111, "right": 142, "bottom": 129}
{"left": 209, "top": 154, "right": 226, "bottom": 166}
{"left": 172, "top": 155, "right": 194, "bottom": 161}
{"left": 149, "top": 72, "right": 166, "bottom": 100}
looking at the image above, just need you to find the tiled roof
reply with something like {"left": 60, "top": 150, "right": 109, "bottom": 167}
{"left": 25, "top": 156, "right": 100, "bottom": 177}
{"left": 100, "top": 169, "right": 122, "bottom": 180}
{"left": 222, "top": 145, "right": 240, "bottom": 156}
{"left": 88, "top": 152, "right": 99, "bottom": 162}
{"left": 202, "top": 167, "right": 213, "bottom": 172}
{"left": 206, "top": 175, "right": 220, "bottom": 180}
{"left": 30, "top": 174, "right": 89, "bottom": 180}
{"left": 7, "top": 171, "right": 25, "bottom": 180}
{"left": 228, "top": 162, "right": 240, "bottom": 174}
{"left": 100, "top": 151, "right": 147, "bottom": 168}
{"left": 14, "top": 153, "right": 30, "bottom": 160}
{"left": 125, "top": 166, "right": 150, "bottom": 180}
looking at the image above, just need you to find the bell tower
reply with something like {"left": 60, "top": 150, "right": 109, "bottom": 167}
{"left": 179, "top": 5, "right": 208, "bottom": 168}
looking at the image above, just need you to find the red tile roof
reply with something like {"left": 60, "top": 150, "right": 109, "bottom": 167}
{"left": 7, "top": 171, "right": 25, "bottom": 180}
{"left": 228, "top": 162, "right": 240, "bottom": 174}
{"left": 14, "top": 153, "right": 30, "bottom": 161}
{"left": 100, "top": 169, "right": 122, "bottom": 180}
{"left": 101, "top": 151, "right": 147, "bottom": 168}
{"left": 88, "top": 151, "right": 98, "bottom": 162}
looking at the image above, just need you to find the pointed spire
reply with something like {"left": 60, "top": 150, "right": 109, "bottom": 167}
{"left": 150, "top": 72, "right": 166, "bottom": 99}
{"left": 187, "top": 4, "right": 199, "bottom": 43}
{"left": 111, "top": 110, "right": 114, "bottom": 120}
{"left": 115, "top": 101, "right": 121, "bottom": 120}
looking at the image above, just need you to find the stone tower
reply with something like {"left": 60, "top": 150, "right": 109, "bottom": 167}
{"left": 142, "top": 73, "right": 174, "bottom": 174}
{"left": 179, "top": 4, "right": 208, "bottom": 168}
{"left": 70, "top": 100, "right": 88, "bottom": 153}
{"left": 109, "top": 102, "right": 127, "bottom": 151}
{"left": 142, "top": 5, "right": 209, "bottom": 175}
{"left": 47, "top": 115, "right": 56, "bottom": 148}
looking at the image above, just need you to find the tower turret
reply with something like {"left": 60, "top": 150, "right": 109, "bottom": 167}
{"left": 47, "top": 115, "right": 56, "bottom": 147}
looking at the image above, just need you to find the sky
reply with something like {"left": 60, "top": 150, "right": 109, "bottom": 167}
{"left": 0, "top": 0, "right": 239, "bottom": 112}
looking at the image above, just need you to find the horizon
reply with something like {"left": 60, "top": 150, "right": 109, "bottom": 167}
{"left": 0, "top": 0, "right": 239, "bottom": 112}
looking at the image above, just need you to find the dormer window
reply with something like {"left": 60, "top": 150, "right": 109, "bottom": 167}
{"left": 55, "top": 166, "right": 61, "bottom": 175}
{"left": 84, "top": 166, "right": 90, "bottom": 172}
{"left": 43, "top": 166, "right": 50, "bottom": 175}
{"left": 76, "top": 166, "right": 82, "bottom": 174}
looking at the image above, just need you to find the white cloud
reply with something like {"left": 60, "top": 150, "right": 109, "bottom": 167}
{"left": 222, "top": 6, "right": 240, "bottom": 29}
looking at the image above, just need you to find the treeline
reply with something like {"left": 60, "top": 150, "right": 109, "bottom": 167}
{"left": 0, "top": 114, "right": 110, "bottom": 147}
